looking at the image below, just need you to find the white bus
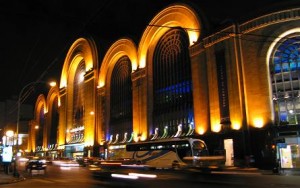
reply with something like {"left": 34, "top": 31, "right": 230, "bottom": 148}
{"left": 106, "top": 137, "right": 225, "bottom": 170}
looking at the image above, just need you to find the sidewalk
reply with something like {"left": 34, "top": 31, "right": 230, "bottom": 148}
{"left": 223, "top": 166, "right": 300, "bottom": 176}
{"left": 0, "top": 171, "right": 25, "bottom": 185}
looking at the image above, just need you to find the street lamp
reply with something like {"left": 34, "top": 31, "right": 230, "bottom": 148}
{"left": 6, "top": 130, "right": 14, "bottom": 146}
{"left": 14, "top": 80, "right": 56, "bottom": 177}
{"left": 6, "top": 130, "right": 14, "bottom": 137}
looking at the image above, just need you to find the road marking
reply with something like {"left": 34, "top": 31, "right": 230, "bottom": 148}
{"left": 212, "top": 171, "right": 261, "bottom": 175}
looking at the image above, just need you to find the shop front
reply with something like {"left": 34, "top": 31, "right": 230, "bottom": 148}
{"left": 277, "top": 136, "right": 300, "bottom": 169}
{"left": 64, "top": 144, "right": 84, "bottom": 159}
{"left": 276, "top": 131, "right": 300, "bottom": 169}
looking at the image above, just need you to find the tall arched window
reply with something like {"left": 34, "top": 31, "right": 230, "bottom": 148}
{"left": 73, "top": 62, "right": 85, "bottom": 127}
{"left": 153, "top": 28, "right": 194, "bottom": 136}
{"left": 271, "top": 35, "right": 300, "bottom": 125}
{"left": 67, "top": 62, "right": 86, "bottom": 144}
{"left": 110, "top": 56, "right": 133, "bottom": 140}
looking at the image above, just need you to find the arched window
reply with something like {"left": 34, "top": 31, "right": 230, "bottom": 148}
{"left": 73, "top": 62, "right": 85, "bottom": 127}
{"left": 110, "top": 56, "right": 133, "bottom": 140}
{"left": 271, "top": 35, "right": 300, "bottom": 125}
{"left": 153, "top": 28, "right": 194, "bottom": 137}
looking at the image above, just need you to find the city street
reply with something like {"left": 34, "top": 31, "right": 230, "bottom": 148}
{"left": 1, "top": 3, "right": 300, "bottom": 188}
{"left": 1, "top": 164, "right": 300, "bottom": 188}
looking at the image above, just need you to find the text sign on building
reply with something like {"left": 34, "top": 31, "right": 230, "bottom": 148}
{"left": 216, "top": 50, "right": 230, "bottom": 124}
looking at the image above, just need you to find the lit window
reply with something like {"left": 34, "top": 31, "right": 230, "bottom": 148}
{"left": 271, "top": 35, "right": 300, "bottom": 126}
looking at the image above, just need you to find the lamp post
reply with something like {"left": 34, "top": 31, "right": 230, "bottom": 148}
{"left": 14, "top": 81, "right": 56, "bottom": 177}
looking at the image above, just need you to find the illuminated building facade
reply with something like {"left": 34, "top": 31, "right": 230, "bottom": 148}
{"left": 27, "top": 2, "right": 300, "bottom": 169}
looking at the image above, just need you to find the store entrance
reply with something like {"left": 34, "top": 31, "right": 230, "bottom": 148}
{"left": 224, "top": 139, "right": 234, "bottom": 166}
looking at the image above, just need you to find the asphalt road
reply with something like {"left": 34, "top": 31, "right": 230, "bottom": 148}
{"left": 1, "top": 164, "right": 300, "bottom": 188}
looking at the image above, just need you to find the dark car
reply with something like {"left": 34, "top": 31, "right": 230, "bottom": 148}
{"left": 25, "top": 159, "right": 47, "bottom": 172}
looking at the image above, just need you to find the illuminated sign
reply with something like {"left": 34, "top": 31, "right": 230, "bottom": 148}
{"left": 70, "top": 126, "right": 84, "bottom": 133}
{"left": 3, "top": 146, "right": 13, "bottom": 162}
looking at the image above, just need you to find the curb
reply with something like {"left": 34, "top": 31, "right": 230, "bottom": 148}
{"left": 0, "top": 176, "right": 26, "bottom": 185}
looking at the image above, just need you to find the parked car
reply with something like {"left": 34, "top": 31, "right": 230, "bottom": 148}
{"left": 25, "top": 159, "right": 47, "bottom": 172}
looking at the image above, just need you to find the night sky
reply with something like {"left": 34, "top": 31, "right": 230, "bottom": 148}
{"left": 0, "top": 0, "right": 296, "bottom": 102}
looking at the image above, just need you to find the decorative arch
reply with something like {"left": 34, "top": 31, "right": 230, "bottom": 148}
{"left": 131, "top": 4, "right": 202, "bottom": 139}
{"left": 60, "top": 37, "right": 98, "bottom": 88}
{"left": 98, "top": 38, "right": 137, "bottom": 143}
{"left": 267, "top": 28, "right": 300, "bottom": 126}
{"left": 138, "top": 3, "right": 201, "bottom": 68}
{"left": 34, "top": 94, "right": 47, "bottom": 120}
{"left": 34, "top": 94, "right": 47, "bottom": 150}
{"left": 46, "top": 85, "right": 60, "bottom": 147}
{"left": 266, "top": 28, "right": 300, "bottom": 71}
{"left": 98, "top": 38, "right": 137, "bottom": 87}
{"left": 59, "top": 37, "right": 98, "bottom": 149}
{"left": 47, "top": 85, "right": 60, "bottom": 109}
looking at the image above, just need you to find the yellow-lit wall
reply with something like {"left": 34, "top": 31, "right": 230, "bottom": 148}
{"left": 45, "top": 86, "right": 60, "bottom": 149}
{"left": 131, "top": 68, "right": 147, "bottom": 141}
{"left": 206, "top": 47, "right": 222, "bottom": 132}
{"left": 96, "top": 87, "right": 105, "bottom": 145}
{"left": 226, "top": 34, "right": 244, "bottom": 130}
{"left": 34, "top": 95, "right": 46, "bottom": 150}
{"left": 240, "top": 30, "right": 274, "bottom": 128}
{"left": 28, "top": 120, "right": 37, "bottom": 152}
{"left": 190, "top": 43, "right": 210, "bottom": 134}
{"left": 84, "top": 70, "right": 96, "bottom": 146}
{"left": 57, "top": 87, "right": 66, "bottom": 148}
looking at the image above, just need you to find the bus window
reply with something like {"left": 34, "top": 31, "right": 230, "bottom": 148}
{"left": 176, "top": 147, "right": 191, "bottom": 160}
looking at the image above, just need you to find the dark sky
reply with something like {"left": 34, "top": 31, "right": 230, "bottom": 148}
{"left": 0, "top": 0, "right": 297, "bottom": 102}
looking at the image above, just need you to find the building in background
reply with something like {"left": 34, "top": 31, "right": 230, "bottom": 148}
{"left": 0, "top": 98, "right": 32, "bottom": 157}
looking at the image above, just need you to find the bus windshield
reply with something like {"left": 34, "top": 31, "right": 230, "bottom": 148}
{"left": 192, "top": 140, "right": 209, "bottom": 156}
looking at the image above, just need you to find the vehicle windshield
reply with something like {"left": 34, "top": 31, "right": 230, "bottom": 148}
{"left": 192, "top": 140, "right": 209, "bottom": 156}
